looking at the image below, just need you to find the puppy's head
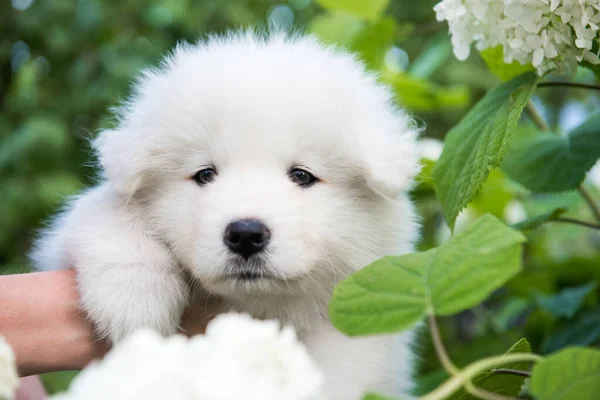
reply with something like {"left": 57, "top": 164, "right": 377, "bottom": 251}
{"left": 94, "top": 31, "right": 421, "bottom": 300}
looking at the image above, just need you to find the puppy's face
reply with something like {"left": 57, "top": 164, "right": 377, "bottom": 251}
{"left": 95, "top": 34, "right": 421, "bottom": 300}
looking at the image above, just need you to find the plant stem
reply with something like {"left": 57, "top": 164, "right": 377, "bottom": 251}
{"left": 578, "top": 186, "right": 600, "bottom": 223}
{"left": 428, "top": 314, "right": 459, "bottom": 375}
{"left": 553, "top": 217, "right": 600, "bottom": 230}
{"left": 525, "top": 102, "right": 550, "bottom": 131}
{"left": 492, "top": 368, "right": 531, "bottom": 378}
{"left": 464, "top": 379, "right": 516, "bottom": 400}
{"left": 420, "top": 353, "right": 542, "bottom": 400}
{"left": 537, "top": 81, "right": 600, "bottom": 91}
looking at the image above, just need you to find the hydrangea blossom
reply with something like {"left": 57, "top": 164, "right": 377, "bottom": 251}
{"left": 434, "top": 0, "right": 600, "bottom": 74}
{"left": 0, "top": 336, "right": 19, "bottom": 400}
{"left": 51, "top": 313, "right": 325, "bottom": 400}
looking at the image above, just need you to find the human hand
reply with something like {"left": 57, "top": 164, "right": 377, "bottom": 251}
{"left": 0, "top": 269, "right": 219, "bottom": 376}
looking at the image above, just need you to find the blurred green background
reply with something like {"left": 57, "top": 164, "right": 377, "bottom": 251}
{"left": 1, "top": 0, "right": 599, "bottom": 395}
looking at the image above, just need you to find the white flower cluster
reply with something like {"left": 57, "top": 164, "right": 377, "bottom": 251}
{"left": 51, "top": 313, "right": 325, "bottom": 400}
{"left": 0, "top": 336, "right": 19, "bottom": 400}
{"left": 434, "top": 0, "right": 600, "bottom": 74}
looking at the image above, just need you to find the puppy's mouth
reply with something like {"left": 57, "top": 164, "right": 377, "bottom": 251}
{"left": 224, "top": 257, "right": 273, "bottom": 282}
{"left": 227, "top": 270, "right": 272, "bottom": 281}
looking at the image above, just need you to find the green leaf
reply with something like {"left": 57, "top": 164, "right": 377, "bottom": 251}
{"left": 409, "top": 32, "right": 453, "bottom": 79}
{"left": 512, "top": 207, "right": 567, "bottom": 231}
{"left": 579, "top": 39, "right": 600, "bottom": 79}
{"left": 41, "top": 371, "right": 79, "bottom": 394}
{"left": 329, "top": 214, "right": 526, "bottom": 336}
{"left": 501, "top": 111, "right": 600, "bottom": 192}
{"left": 480, "top": 45, "right": 536, "bottom": 81}
{"left": 542, "top": 310, "right": 600, "bottom": 353}
{"left": 0, "top": 264, "right": 31, "bottom": 275}
{"left": 580, "top": 61, "right": 600, "bottom": 80}
{"left": 531, "top": 347, "right": 600, "bottom": 400}
{"left": 381, "top": 71, "right": 470, "bottom": 111}
{"left": 415, "top": 158, "right": 436, "bottom": 191}
{"left": 307, "top": 12, "right": 365, "bottom": 47}
{"left": 449, "top": 338, "right": 532, "bottom": 400}
{"left": 315, "top": 0, "right": 389, "bottom": 21}
{"left": 361, "top": 393, "right": 396, "bottom": 400}
{"left": 433, "top": 72, "right": 539, "bottom": 228}
{"left": 350, "top": 17, "right": 395, "bottom": 69}
{"left": 469, "top": 169, "right": 516, "bottom": 220}
{"left": 520, "top": 191, "right": 580, "bottom": 218}
{"left": 309, "top": 15, "right": 395, "bottom": 70}
{"left": 536, "top": 282, "right": 596, "bottom": 319}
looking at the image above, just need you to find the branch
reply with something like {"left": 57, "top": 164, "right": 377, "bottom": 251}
{"left": 553, "top": 217, "right": 600, "bottom": 230}
{"left": 537, "top": 81, "right": 600, "bottom": 91}
{"left": 420, "top": 353, "right": 542, "bottom": 400}
{"left": 428, "top": 314, "right": 459, "bottom": 375}
{"left": 464, "top": 379, "right": 516, "bottom": 400}
{"left": 578, "top": 186, "right": 600, "bottom": 223}
{"left": 525, "top": 102, "right": 550, "bottom": 131}
{"left": 492, "top": 368, "right": 531, "bottom": 378}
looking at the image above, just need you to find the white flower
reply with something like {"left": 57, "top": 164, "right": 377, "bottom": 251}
{"left": 0, "top": 336, "right": 19, "bottom": 400}
{"left": 503, "top": 200, "right": 528, "bottom": 225}
{"left": 51, "top": 313, "right": 325, "bottom": 400}
{"left": 434, "top": 0, "right": 600, "bottom": 75}
{"left": 586, "top": 160, "right": 600, "bottom": 188}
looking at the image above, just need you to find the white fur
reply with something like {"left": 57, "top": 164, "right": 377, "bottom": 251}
{"left": 30, "top": 31, "right": 422, "bottom": 399}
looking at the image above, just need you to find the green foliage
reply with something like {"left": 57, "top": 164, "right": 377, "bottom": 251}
{"left": 315, "top": 0, "right": 389, "bottom": 21}
{"left": 308, "top": 6, "right": 470, "bottom": 113}
{"left": 408, "top": 33, "right": 453, "bottom": 79}
{"left": 329, "top": 215, "right": 525, "bottom": 336}
{"left": 382, "top": 71, "right": 470, "bottom": 111}
{"left": 536, "top": 282, "right": 596, "bottom": 319}
{"left": 3, "top": 1, "right": 600, "bottom": 398}
{"left": 480, "top": 45, "right": 535, "bottom": 81}
{"left": 541, "top": 311, "right": 600, "bottom": 354}
{"left": 308, "top": 12, "right": 365, "bottom": 47}
{"left": 362, "top": 393, "right": 395, "bottom": 400}
{"left": 40, "top": 371, "right": 79, "bottom": 395}
{"left": 531, "top": 347, "right": 600, "bottom": 400}
{"left": 433, "top": 72, "right": 539, "bottom": 227}
{"left": 468, "top": 169, "right": 517, "bottom": 220}
{"left": 502, "top": 111, "right": 600, "bottom": 192}
{"left": 449, "top": 338, "right": 531, "bottom": 400}
{"left": 350, "top": 17, "right": 395, "bottom": 69}
{"left": 512, "top": 207, "right": 567, "bottom": 231}
{"left": 308, "top": 12, "right": 400, "bottom": 71}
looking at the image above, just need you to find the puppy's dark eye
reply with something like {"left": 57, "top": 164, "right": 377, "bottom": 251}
{"left": 193, "top": 168, "right": 217, "bottom": 186}
{"left": 289, "top": 168, "right": 317, "bottom": 187}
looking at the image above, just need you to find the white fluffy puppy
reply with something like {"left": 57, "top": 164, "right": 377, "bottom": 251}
{"left": 31, "top": 31, "right": 422, "bottom": 399}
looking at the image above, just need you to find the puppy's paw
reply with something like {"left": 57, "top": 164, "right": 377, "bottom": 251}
{"left": 77, "top": 261, "right": 187, "bottom": 343}
{"left": 32, "top": 184, "right": 188, "bottom": 343}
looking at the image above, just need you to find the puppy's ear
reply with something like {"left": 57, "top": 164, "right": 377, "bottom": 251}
{"left": 361, "top": 121, "right": 422, "bottom": 198}
{"left": 93, "top": 128, "right": 144, "bottom": 196}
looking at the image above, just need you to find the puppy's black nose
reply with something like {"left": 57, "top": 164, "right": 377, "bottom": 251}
{"left": 224, "top": 219, "right": 271, "bottom": 259}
